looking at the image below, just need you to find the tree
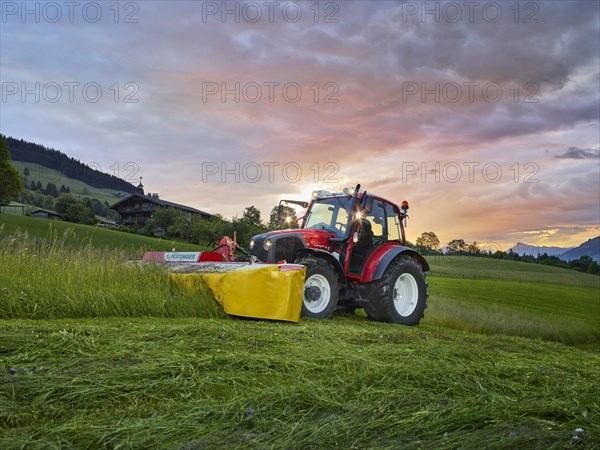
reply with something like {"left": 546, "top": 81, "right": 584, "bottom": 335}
{"left": 415, "top": 231, "right": 440, "bottom": 254}
{"left": 44, "top": 182, "right": 59, "bottom": 197}
{"left": 54, "top": 193, "right": 96, "bottom": 224}
{"left": 269, "top": 205, "right": 299, "bottom": 229}
{"left": 240, "top": 206, "right": 262, "bottom": 227}
{"left": 467, "top": 241, "right": 481, "bottom": 255}
{"left": 146, "top": 207, "right": 185, "bottom": 236}
{"left": 0, "top": 134, "right": 23, "bottom": 205}
{"left": 447, "top": 239, "right": 467, "bottom": 253}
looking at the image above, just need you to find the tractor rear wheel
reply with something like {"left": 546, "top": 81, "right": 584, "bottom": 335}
{"left": 297, "top": 257, "right": 339, "bottom": 319}
{"left": 365, "top": 257, "right": 427, "bottom": 325}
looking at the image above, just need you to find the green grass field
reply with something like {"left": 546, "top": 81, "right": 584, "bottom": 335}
{"left": 0, "top": 214, "right": 203, "bottom": 253}
{"left": 1, "top": 228, "right": 599, "bottom": 448}
{"left": 11, "top": 160, "right": 130, "bottom": 205}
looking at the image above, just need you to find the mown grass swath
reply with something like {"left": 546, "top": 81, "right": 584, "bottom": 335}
{"left": 1, "top": 318, "right": 599, "bottom": 449}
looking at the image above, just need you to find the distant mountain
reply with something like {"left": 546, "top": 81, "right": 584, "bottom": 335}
{"left": 6, "top": 136, "right": 141, "bottom": 194}
{"left": 509, "top": 242, "right": 572, "bottom": 257}
{"left": 559, "top": 237, "right": 600, "bottom": 262}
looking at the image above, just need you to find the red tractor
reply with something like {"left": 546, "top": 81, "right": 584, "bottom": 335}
{"left": 248, "top": 184, "right": 429, "bottom": 325}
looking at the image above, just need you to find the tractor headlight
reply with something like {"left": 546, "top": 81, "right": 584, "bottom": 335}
{"left": 249, "top": 239, "right": 254, "bottom": 249}
{"left": 263, "top": 239, "right": 272, "bottom": 251}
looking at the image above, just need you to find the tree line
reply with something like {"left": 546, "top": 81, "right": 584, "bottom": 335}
{"left": 128, "top": 205, "right": 299, "bottom": 249}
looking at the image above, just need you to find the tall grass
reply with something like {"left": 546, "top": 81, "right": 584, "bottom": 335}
{"left": 0, "top": 230, "right": 223, "bottom": 320}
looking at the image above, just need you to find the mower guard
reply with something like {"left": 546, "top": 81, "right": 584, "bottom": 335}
{"left": 143, "top": 253, "right": 305, "bottom": 322}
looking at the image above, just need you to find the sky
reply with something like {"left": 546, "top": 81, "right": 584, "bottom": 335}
{"left": 1, "top": 0, "right": 599, "bottom": 250}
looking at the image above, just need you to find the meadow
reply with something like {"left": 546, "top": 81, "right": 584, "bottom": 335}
{"left": 1, "top": 219, "right": 599, "bottom": 448}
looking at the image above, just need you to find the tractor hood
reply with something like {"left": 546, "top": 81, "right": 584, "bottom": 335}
{"left": 249, "top": 229, "right": 336, "bottom": 263}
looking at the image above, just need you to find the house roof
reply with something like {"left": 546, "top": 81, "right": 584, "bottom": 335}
{"left": 31, "top": 208, "right": 64, "bottom": 217}
{"left": 110, "top": 193, "right": 212, "bottom": 217}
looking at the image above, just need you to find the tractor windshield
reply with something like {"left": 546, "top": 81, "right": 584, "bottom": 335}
{"left": 303, "top": 197, "right": 353, "bottom": 237}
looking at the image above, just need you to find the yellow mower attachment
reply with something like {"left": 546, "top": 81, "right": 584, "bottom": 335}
{"left": 142, "top": 253, "right": 305, "bottom": 322}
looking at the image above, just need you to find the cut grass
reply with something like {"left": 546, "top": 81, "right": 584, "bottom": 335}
{"left": 1, "top": 318, "right": 598, "bottom": 449}
{"left": 0, "top": 215, "right": 204, "bottom": 251}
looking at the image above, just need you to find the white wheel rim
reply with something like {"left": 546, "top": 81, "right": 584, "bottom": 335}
{"left": 393, "top": 273, "right": 419, "bottom": 317}
{"left": 303, "top": 274, "right": 331, "bottom": 313}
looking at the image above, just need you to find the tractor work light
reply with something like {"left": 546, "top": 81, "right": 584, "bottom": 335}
{"left": 311, "top": 190, "right": 332, "bottom": 199}
{"left": 263, "top": 239, "right": 272, "bottom": 251}
{"left": 249, "top": 239, "right": 255, "bottom": 249}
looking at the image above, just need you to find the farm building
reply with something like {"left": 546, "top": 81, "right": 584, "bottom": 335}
{"left": 110, "top": 193, "right": 212, "bottom": 226}
{"left": 30, "top": 209, "right": 64, "bottom": 220}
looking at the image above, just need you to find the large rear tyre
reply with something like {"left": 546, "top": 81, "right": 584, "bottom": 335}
{"left": 365, "top": 257, "right": 427, "bottom": 325}
{"left": 297, "top": 257, "right": 339, "bottom": 319}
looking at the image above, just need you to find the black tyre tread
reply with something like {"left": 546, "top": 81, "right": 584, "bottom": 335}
{"left": 365, "top": 257, "right": 428, "bottom": 325}
{"left": 296, "top": 257, "right": 340, "bottom": 319}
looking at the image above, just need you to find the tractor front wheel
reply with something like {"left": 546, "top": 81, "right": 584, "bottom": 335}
{"left": 365, "top": 257, "right": 427, "bottom": 325}
{"left": 297, "top": 257, "right": 339, "bottom": 319}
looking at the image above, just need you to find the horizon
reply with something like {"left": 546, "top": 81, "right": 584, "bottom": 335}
{"left": 1, "top": 1, "right": 599, "bottom": 248}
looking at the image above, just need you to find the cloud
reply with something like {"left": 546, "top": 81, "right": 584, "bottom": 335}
{"left": 554, "top": 147, "right": 600, "bottom": 159}
{"left": 1, "top": 0, "right": 598, "bottom": 246}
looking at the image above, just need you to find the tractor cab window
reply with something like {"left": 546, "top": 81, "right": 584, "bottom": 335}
{"left": 360, "top": 201, "right": 386, "bottom": 246}
{"left": 348, "top": 200, "right": 386, "bottom": 274}
{"left": 385, "top": 204, "right": 402, "bottom": 242}
{"left": 304, "top": 197, "right": 352, "bottom": 237}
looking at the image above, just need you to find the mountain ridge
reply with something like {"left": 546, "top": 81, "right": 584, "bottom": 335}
{"left": 509, "top": 237, "right": 599, "bottom": 262}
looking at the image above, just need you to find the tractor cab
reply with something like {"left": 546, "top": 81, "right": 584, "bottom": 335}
{"left": 300, "top": 188, "right": 409, "bottom": 279}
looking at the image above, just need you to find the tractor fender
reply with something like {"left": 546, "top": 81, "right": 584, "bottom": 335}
{"left": 369, "top": 247, "right": 430, "bottom": 282}
{"left": 294, "top": 248, "right": 347, "bottom": 290}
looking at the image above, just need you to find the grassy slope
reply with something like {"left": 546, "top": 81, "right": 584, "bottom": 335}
{"left": 0, "top": 214, "right": 203, "bottom": 252}
{"left": 423, "top": 256, "right": 600, "bottom": 347}
{"left": 11, "top": 160, "right": 129, "bottom": 205}
{"left": 428, "top": 255, "right": 599, "bottom": 288}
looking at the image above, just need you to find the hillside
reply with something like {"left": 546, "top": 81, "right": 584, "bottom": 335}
{"left": 0, "top": 214, "right": 204, "bottom": 252}
{"left": 6, "top": 136, "right": 141, "bottom": 194}
{"left": 11, "top": 161, "right": 129, "bottom": 206}
{"left": 428, "top": 255, "right": 599, "bottom": 288}
{"left": 560, "top": 236, "right": 600, "bottom": 262}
